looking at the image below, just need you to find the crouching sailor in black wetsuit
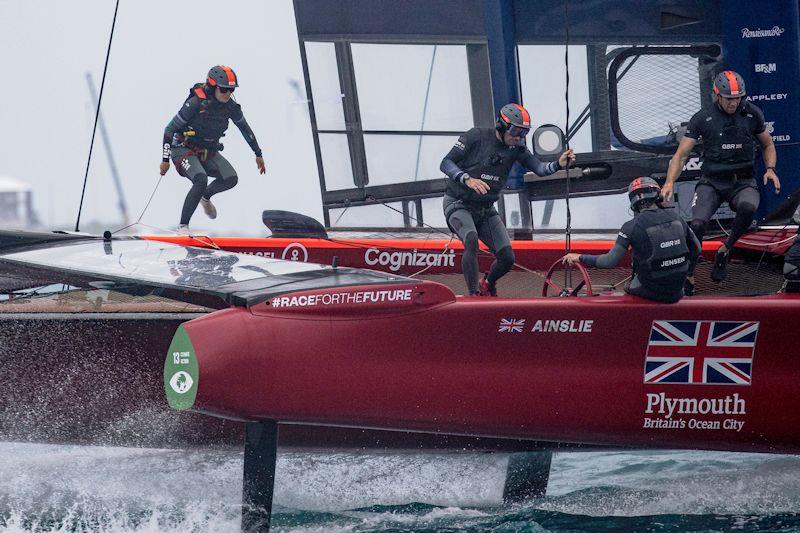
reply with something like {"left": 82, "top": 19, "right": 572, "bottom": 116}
{"left": 441, "top": 103, "right": 575, "bottom": 296}
{"left": 563, "top": 177, "right": 701, "bottom": 303}
{"left": 159, "top": 65, "right": 266, "bottom": 235}
{"left": 662, "top": 70, "right": 779, "bottom": 291}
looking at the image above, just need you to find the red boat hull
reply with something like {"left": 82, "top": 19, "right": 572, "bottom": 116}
{"left": 168, "top": 280, "right": 800, "bottom": 454}
{"left": 147, "top": 235, "right": 724, "bottom": 275}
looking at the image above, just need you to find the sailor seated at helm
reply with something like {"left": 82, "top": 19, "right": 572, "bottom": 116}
{"left": 562, "top": 177, "right": 701, "bottom": 303}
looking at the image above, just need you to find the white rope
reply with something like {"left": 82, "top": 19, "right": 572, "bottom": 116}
{"left": 714, "top": 218, "right": 797, "bottom": 248}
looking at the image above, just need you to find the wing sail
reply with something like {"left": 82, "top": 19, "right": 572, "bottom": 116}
{"left": 0, "top": 231, "right": 412, "bottom": 307}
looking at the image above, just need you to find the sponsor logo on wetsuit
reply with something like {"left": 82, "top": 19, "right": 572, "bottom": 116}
{"left": 741, "top": 26, "right": 784, "bottom": 38}
{"left": 682, "top": 157, "right": 703, "bottom": 171}
{"left": 480, "top": 173, "right": 502, "bottom": 182}
{"left": 364, "top": 248, "right": 456, "bottom": 272}
{"left": 755, "top": 63, "right": 776, "bottom": 74}
{"left": 271, "top": 288, "right": 413, "bottom": 308}
{"left": 660, "top": 256, "right": 686, "bottom": 267}
{"left": 454, "top": 140, "right": 466, "bottom": 150}
{"left": 660, "top": 239, "right": 681, "bottom": 249}
{"left": 721, "top": 143, "right": 743, "bottom": 150}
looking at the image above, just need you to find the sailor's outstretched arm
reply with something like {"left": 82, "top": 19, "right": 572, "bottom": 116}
{"left": 579, "top": 243, "right": 627, "bottom": 268}
{"left": 564, "top": 222, "right": 632, "bottom": 268}
{"left": 519, "top": 149, "right": 560, "bottom": 177}
{"left": 231, "top": 105, "right": 265, "bottom": 174}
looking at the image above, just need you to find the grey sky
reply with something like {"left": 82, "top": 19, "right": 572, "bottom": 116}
{"left": 0, "top": 1, "right": 650, "bottom": 236}
{"left": 1, "top": 0, "right": 320, "bottom": 236}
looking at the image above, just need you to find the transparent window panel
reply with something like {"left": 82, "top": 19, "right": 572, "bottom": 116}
{"left": 612, "top": 51, "right": 701, "bottom": 145}
{"left": 329, "top": 202, "right": 406, "bottom": 228}
{"left": 531, "top": 193, "right": 631, "bottom": 231}
{"left": 351, "top": 44, "right": 473, "bottom": 131}
{"left": 318, "top": 133, "right": 354, "bottom": 190}
{"left": 305, "top": 41, "right": 345, "bottom": 130}
{"left": 518, "top": 45, "right": 591, "bottom": 153}
{"left": 502, "top": 193, "right": 524, "bottom": 229}
{"left": 421, "top": 197, "right": 447, "bottom": 228}
{"left": 364, "top": 134, "right": 458, "bottom": 186}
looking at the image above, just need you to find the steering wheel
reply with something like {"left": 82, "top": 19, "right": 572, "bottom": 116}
{"left": 541, "top": 259, "right": 594, "bottom": 297}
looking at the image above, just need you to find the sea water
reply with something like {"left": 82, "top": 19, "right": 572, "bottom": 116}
{"left": 2, "top": 442, "right": 800, "bottom": 531}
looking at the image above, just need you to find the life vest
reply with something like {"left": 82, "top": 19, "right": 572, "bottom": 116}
{"left": 630, "top": 208, "right": 691, "bottom": 293}
{"left": 444, "top": 129, "right": 526, "bottom": 205}
{"left": 180, "top": 83, "right": 238, "bottom": 149}
{"left": 700, "top": 103, "right": 760, "bottom": 176}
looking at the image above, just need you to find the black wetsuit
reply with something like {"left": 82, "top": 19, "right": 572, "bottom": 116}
{"left": 163, "top": 85, "right": 261, "bottom": 156}
{"left": 162, "top": 85, "right": 262, "bottom": 225}
{"left": 580, "top": 206, "right": 701, "bottom": 303}
{"left": 440, "top": 127, "right": 560, "bottom": 294}
{"left": 684, "top": 101, "right": 766, "bottom": 247}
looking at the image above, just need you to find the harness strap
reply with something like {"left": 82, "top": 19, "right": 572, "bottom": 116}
{"left": 172, "top": 145, "right": 218, "bottom": 173}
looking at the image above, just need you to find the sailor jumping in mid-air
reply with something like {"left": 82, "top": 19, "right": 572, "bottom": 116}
{"left": 160, "top": 65, "right": 266, "bottom": 235}
{"left": 563, "top": 177, "right": 701, "bottom": 303}
{"left": 662, "top": 70, "right": 779, "bottom": 292}
{"left": 441, "top": 103, "right": 575, "bottom": 296}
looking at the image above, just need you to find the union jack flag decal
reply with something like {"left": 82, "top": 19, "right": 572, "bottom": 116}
{"left": 499, "top": 318, "right": 526, "bottom": 333}
{"left": 644, "top": 320, "right": 758, "bottom": 385}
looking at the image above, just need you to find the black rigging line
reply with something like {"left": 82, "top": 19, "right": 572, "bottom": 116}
{"left": 75, "top": 0, "right": 121, "bottom": 232}
{"left": 563, "top": 0, "right": 573, "bottom": 290}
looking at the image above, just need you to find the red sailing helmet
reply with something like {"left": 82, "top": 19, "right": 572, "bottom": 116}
{"left": 628, "top": 177, "right": 661, "bottom": 210}
{"left": 497, "top": 103, "right": 532, "bottom": 137}
{"left": 713, "top": 70, "right": 746, "bottom": 98}
{"left": 207, "top": 65, "right": 239, "bottom": 89}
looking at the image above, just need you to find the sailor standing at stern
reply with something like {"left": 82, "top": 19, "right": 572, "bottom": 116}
{"left": 563, "top": 178, "right": 700, "bottom": 303}
{"left": 441, "top": 103, "right": 575, "bottom": 296}
{"left": 661, "top": 70, "right": 779, "bottom": 292}
{"left": 159, "top": 65, "right": 266, "bottom": 235}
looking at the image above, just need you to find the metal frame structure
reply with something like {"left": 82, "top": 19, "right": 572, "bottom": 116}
{"left": 608, "top": 45, "right": 722, "bottom": 154}
{"left": 291, "top": 0, "right": 798, "bottom": 231}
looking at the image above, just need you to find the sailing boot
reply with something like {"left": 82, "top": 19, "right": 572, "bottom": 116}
{"left": 479, "top": 275, "right": 498, "bottom": 297}
{"left": 176, "top": 224, "right": 191, "bottom": 236}
{"left": 200, "top": 197, "right": 217, "bottom": 219}
{"left": 711, "top": 248, "right": 729, "bottom": 282}
{"left": 683, "top": 276, "right": 695, "bottom": 296}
